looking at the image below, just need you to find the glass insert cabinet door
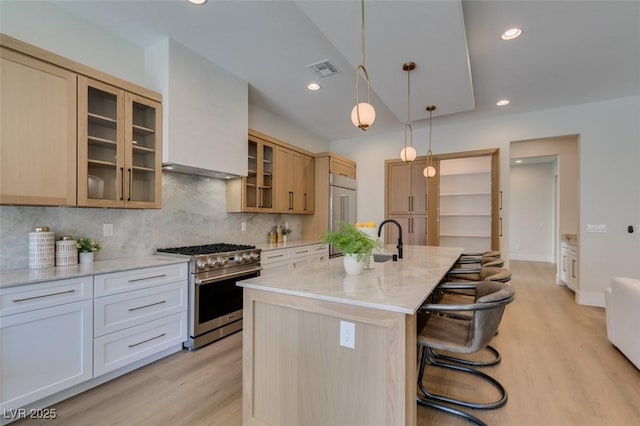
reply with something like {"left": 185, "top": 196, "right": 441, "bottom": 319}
{"left": 244, "top": 137, "right": 274, "bottom": 212}
{"left": 78, "top": 76, "right": 161, "bottom": 208}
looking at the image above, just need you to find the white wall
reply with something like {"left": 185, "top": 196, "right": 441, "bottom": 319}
{"left": 509, "top": 162, "right": 555, "bottom": 262}
{"left": 330, "top": 95, "right": 640, "bottom": 306}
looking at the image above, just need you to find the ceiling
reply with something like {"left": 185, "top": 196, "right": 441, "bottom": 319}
{"left": 54, "top": 0, "right": 640, "bottom": 141}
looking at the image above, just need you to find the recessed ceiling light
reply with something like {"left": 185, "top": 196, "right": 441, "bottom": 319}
{"left": 515, "top": 160, "right": 523, "bottom": 164}
{"left": 307, "top": 83, "right": 321, "bottom": 91}
{"left": 501, "top": 28, "right": 523, "bottom": 41}
{"left": 496, "top": 99, "right": 510, "bottom": 106}
{"left": 188, "top": 0, "right": 208, "bottom": 5}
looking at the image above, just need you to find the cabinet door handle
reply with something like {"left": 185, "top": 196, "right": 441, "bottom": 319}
{"left": 258, "top": 187, "right": 262, "bottom": 208}
{"left": 120, "top": 167, "right": 125, "bottom": 201}
{"left": 128, "top": 300, "right": 167, "bottom": 312}
{"left": 128, "top": 333, "right": 166, "bottom": 348}
{"left": 128, "top": 273, "right": 167, "bottom": 283}
{"left": 128, "top": 168, "right": 132, "bottom": 201}
{"left": 304, "top": 193, "right": 307, "bottom": 211}
{"left": 572, "top": 260, "right": 577, "bottom": 278}
{"left": 13, "top": 289, "right": 75, "bottom": 303}
{"left": 499, "top": 217, "right": 503, "bottom": 237}
{"left": 408, "top": 196, "right": 411, "bottom": 212}
{"left": 499, "top": 190, "right": 503, "bottom": 211}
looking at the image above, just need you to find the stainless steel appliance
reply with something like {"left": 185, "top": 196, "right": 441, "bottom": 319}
{"left": 156, "top": 243, "right": 261, "bottom": 350}
{"left": 329, "top": 173, "right": 357, "bottom": 257}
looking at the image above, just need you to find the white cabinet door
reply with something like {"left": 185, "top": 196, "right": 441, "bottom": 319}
{"left": 1, "top": 300, "right": 93, "bottom": 411}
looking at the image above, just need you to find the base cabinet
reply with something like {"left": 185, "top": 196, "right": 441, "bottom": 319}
{"left": 261, "top": 243, "right": 328, "bottom": 277}
{"left": 560, "top": 242, "right": 578, "bottom": 291}
{"left": 0, "top": 280, "right": 93, "bottom": 412}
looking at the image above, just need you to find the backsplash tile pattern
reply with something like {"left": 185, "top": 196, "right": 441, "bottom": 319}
{"left": 0, "top": 172, "right": 302, "bottom": 270}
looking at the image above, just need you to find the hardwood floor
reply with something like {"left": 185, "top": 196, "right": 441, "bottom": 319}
{"left": 16, "top": 261, "right": 640, "bottom": 426}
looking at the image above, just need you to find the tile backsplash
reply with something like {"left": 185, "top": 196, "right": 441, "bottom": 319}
{"left": 0, "top": 172, "right": 302, "bottom": 270}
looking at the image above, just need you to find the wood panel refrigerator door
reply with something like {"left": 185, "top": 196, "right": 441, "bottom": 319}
{"left": 387, "top": 162, "right": 412, "bottom": 215}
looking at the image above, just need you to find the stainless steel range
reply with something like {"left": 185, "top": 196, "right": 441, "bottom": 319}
{"left": 156, "top": 243, "right": 261, "bottom": 350}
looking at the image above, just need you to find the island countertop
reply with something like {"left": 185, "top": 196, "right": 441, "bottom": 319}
{"left": 239, "top": 245, "right": 463, "bottom": 314}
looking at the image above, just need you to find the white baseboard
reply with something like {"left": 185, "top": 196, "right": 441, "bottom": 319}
{"left": 509, "top": 253, "right": 555, "bottom": 263}
{"left": 576, "top": 290, "right": 605, "bottom": 307}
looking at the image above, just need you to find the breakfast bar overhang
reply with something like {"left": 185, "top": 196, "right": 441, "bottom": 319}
{"left": 238, "top": 246, "right": 463, "bottom": 426}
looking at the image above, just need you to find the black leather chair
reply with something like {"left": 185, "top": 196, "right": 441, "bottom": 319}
{"left": 416, "top": 281, "right": 515, "bottom": 426}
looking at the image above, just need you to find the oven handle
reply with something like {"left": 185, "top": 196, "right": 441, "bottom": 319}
{"left": 194, "top": 267, "right": 262, "bottom": 285}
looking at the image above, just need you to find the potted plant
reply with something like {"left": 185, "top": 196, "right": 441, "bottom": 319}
{"left": 282, "top": 227, "right": 292, "bottom": 242}
{"left": 77, "top": 237, "right": 101, "bottom": 264}
{"left": 323, "top": 222, "right": 382, "bottom": 275}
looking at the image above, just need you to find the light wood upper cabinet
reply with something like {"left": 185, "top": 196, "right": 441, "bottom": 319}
{"left": 77, "top": 77, "right": 162, "bottom": 208}
{"left": 1, "top": 35, "right": 162, "bottom": 209}
{"left": 0, "top": 47, "right": 77, "bottom": 206}
{"left": 228, "top": 130, "right": 314, "bottom": 214}
{"left": 386, "top": 158, "right": 428, "bottom": 215}
{"left": 329, "top": 157, "right": 356, "bottom": 179}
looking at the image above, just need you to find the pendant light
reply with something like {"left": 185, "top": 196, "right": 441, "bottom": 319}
{"left": 351, "top": 0, "right": 376, "bottom": 131}
{"left": 423, "top": 105, "right": 437, "bottom": 178}
{"left": 400, "top": 62, "right": 417, "bottom": 162}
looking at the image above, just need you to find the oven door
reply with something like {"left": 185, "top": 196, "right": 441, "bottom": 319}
{"left": 193, "top": 269, "right": 259, "bottom": 337}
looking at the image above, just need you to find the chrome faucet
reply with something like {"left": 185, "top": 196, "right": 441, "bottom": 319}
{"left": 377, "top": 219, "right": 403, "bottom": 260}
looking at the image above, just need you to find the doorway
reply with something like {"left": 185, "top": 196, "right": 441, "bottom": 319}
{"left": 509, "top": 135, "right": 579, "bottom": 286}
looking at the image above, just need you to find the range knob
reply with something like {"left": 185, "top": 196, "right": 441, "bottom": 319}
{"left": 207, "top": 257, "right": 217, "bottom": 268}
{"left": 196, "top": 259, "right": 208, "bottom": 270}
{"left": 217, "top": 257, "right": 228, "bottom": 267}
{"left": 250, "top": 252, "right": 260, "bottom": 261}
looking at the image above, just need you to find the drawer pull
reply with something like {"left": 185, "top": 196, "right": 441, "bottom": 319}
{"left": 128, "top": 333, "right": 166, "bottom": 348}
{"left": 295, "top": 250, "right": 308, "bottom": 254}
{"left": 13, "top": 289, "right": 75, "bottom": 303}
{"left": 128, "top": 274, "right": 167, "bottom": 283}
{"left": 267, "top": 254, "right": 285, "bottom": 259}
{"left": 128, "top": 300, "right": 167, "bottom": 312}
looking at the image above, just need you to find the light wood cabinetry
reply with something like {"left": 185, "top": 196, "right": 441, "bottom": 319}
{"left": 384, "top": 149, "right": 499, "bottom": 251}
{"left": 301, "top": 153, "right": 357, "bottom": 241}
{"left": 77, "top": 76, "right": 162, "bottom": 208}
{"left": 227, "top": 129, "right": 314, "bottom": 214}
{"left": 1, "top": 34, "right": 162, "bottom": 209}
{"left": 260, "top": 243, "right": 328, "bottom": 277}
{"left": 329, "top": 156, "right": 357, "bottom": 178}
{"left": 385, "top": 158, "right": 430, "bottom": 245}
{"left": 0, "top": 277, "right": 93, "bottom": 412}
{"left": 0, "top": 47, "right": 77, "bottom": 206}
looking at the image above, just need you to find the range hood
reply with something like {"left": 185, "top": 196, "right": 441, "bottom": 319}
{"left": 146, "top": 39, "right": 248, "bottom": 181}
{"left": 162, "top": 163, "right": 243, "bottom": 180}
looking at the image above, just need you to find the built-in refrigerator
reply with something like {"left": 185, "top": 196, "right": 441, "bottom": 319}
{"left": 329, "top": 173, "right": 357, "bottom": 257}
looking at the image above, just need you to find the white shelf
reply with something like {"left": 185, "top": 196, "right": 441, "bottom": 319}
{"left": 440, "top": 212, "right": 491, "bottom": 217}
{"left": 440, "top": 233, "right": 491, "bottom": 238}
{"left": 440, "top": 192, "right": 491, "bottom": 197}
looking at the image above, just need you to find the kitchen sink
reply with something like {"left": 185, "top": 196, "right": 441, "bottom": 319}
{"left": 373, "top": 253, "right": 394, "bottom": 263}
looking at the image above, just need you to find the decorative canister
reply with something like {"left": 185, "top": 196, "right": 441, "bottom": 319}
{"left": 28, "top": 226, "right": 55, "bottom": 269}
{"left": 276, "top": 225, "right": 283, "bottom": 243}
{"left": 55, "top": 236, "right": 78, "bottom": 266}
{"left": 268, "top": 232, "right": 277, "bottom": 244}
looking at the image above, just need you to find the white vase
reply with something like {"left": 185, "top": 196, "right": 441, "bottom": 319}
{"left": 343, "top": 254, "right": 365, "bottom": 275}
{"left": 79, "top": 251, "right": 94, "bottom": 264}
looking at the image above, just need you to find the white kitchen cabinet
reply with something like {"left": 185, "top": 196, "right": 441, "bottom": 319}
{"left": 93, "top": 264, "right": 188, "bottom": 377}
{"left": 0, "top": 279, "right": 93, "bottom": 412}
{"left": 260, "top": 243, "right": 328, "bottom": 277}
{"left": 145, "top": 39, "right": 248, "bottom": 177}
{"left": 560, "top": 242, "right": 579, "bottom": 291}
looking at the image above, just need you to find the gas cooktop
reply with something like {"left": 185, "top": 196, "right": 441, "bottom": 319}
{"left": 156, "top": 243, "right": 256, "bottom": 256}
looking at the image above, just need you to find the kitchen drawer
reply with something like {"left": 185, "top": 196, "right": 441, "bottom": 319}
{"left": 0, "top": 277, "right": 93, "bottom": 317}
{"left": 290, "top": 245, "right": 313, "bottom": 259}
{"left": 261, "top": 248, "right": 290, "bottom": 265}
{"left": 261, "top": 260, "right": 291, "bottom": 277}
{"left": 94, "top": 263, "right": 188, "bottom": 297}
{"left": 94, "top": 311, "right": 188, "bottom": 377}
{"left": 94, "top": 281, "right": 187, "bottom": 337}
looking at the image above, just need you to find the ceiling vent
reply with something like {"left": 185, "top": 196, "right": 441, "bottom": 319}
{"left": 307, "top": 60, "right": 340, "bottom": 78}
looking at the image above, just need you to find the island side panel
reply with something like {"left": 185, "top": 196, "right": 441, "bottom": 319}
{"left": 243, "top": 288, "right": 414, "bottom": 426}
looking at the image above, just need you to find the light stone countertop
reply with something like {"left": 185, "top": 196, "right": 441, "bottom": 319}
{"left": 239, "top": 245, "right": 463, "bottom": 315}
{"left": 254, "top": 240, "right": 324, "bottom": 252}
{"left": 0, "top": 255, "right": 188, "bottom": 289}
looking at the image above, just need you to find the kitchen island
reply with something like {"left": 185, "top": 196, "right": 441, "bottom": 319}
{"left": 238, "top": 245, "right": 463, "bottom": 426}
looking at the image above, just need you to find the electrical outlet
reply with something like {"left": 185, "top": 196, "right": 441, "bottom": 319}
{"left": 103, "top": 223, "right": 114, "bottom": 237}
{"left": 241, "top": 222, "right": 246, "bottom": 232}
{"left": 339, "top": 320, "right": 355, "bottom": 349}
{"left": 586, "top": 224, "right": 606, "bottom": 233}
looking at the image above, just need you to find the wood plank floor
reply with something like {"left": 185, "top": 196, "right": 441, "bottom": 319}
{"left": 15, "top": 261, "right": 640, "bottom": 426}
